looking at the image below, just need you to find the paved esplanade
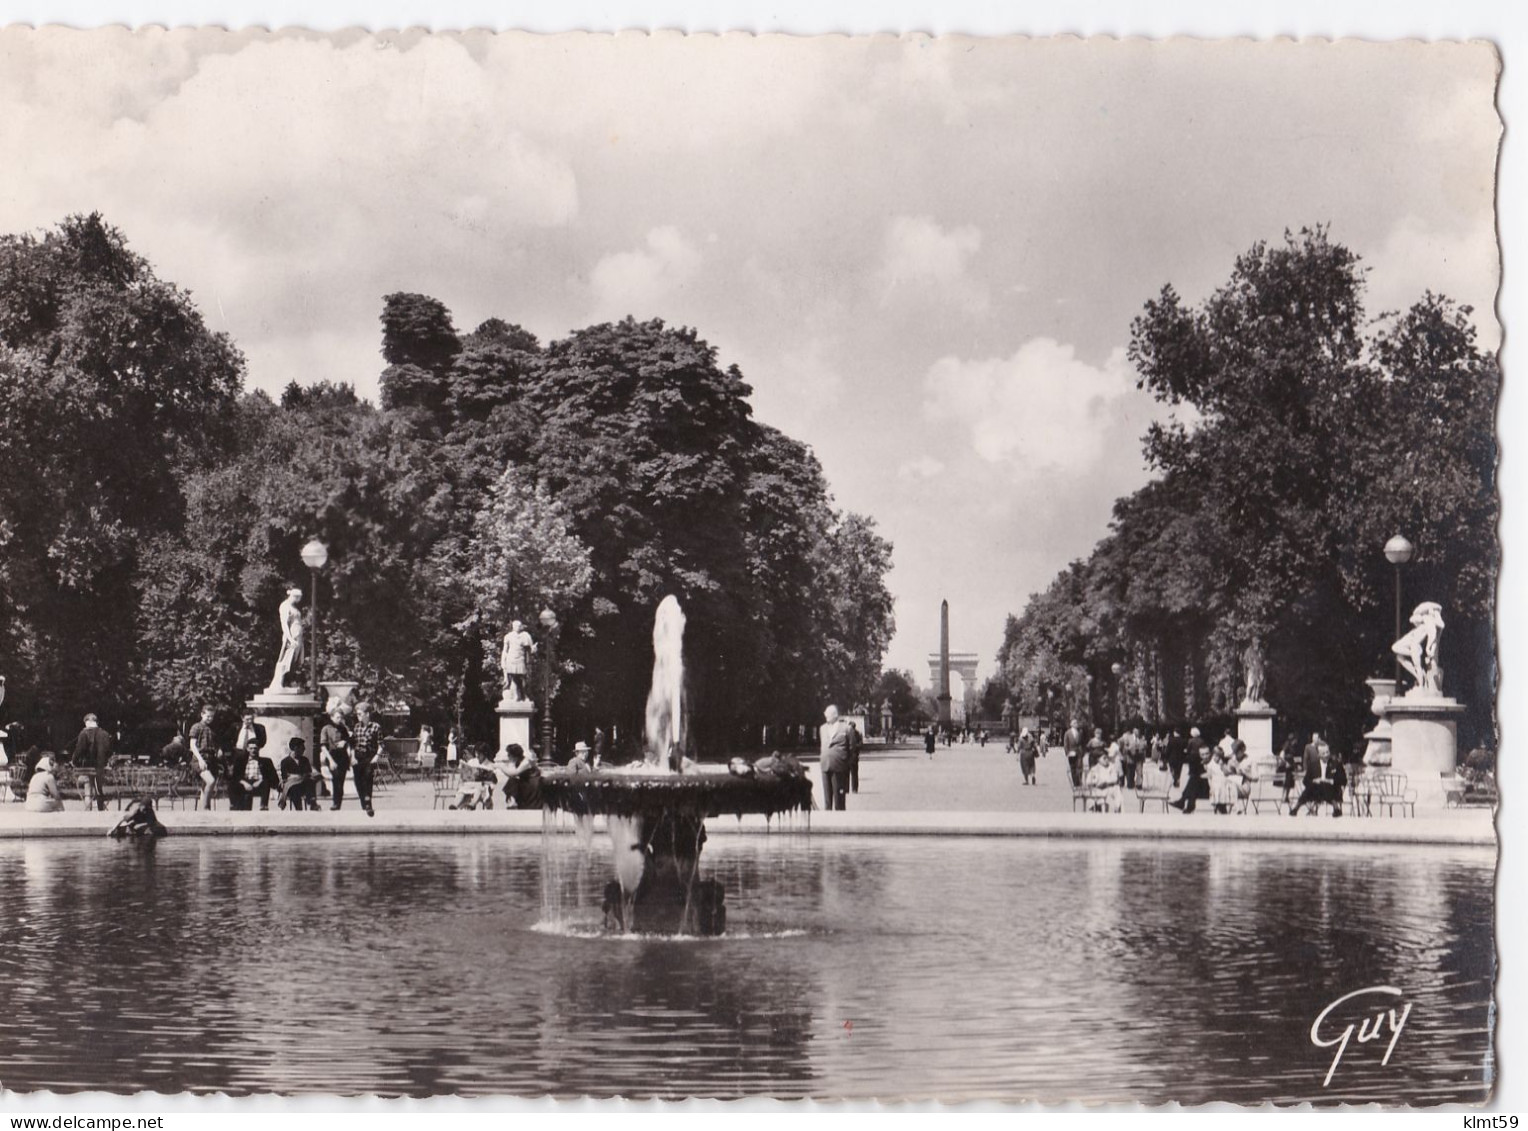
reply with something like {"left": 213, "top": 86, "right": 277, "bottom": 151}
{"left": 0, "top": 740, "right": 1493, "bottom": 845}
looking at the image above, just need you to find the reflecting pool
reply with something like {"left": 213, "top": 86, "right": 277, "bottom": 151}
{"left": 0, "top": 834, "right": 1493, "bottom": 1104}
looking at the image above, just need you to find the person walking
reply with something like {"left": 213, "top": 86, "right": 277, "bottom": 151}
{"left": 847, "top": 721, "right": 863, "bottom": 794}
{"left": 819, "top": 705, "right": 851, "bottom": 811}
{"left": 71, "top": 712, "right": 115, "bottom": 811}
{"left": 320, "top": 706, "right": 353, "bottom": 811}
{"left": 924, "top": 727, "right": 937, "bottom": 759}
{"left": 349, "top": 696, "right": 382, "bottom": 813}
{"left": 349, "top": 701, "right": 381, "bottom": 817}
{"left": 1017, "top": 727, "right": 1038, "bottom": 785}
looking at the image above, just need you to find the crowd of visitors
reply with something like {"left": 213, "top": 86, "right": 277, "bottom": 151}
{"left": 1017, "top": 718, "right": 1373, "bottom": 818}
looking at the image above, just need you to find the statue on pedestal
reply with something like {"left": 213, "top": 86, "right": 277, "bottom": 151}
{"left": 267, "top": 587, "right": 306, "bottom": 692}
{"left": 1393, "top": 601, "right": 1445, "bottom": 695}
{"left": 1240, "top": 638, "right": 1267, "bottom": 707}
{"left": 500, "top": 620, "right": 536, "bottom": 702}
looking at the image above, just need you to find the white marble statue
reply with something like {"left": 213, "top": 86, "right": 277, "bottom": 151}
{"left": 268, "top": 587, "right": 306, "bottom": 692}
{"left": 500, "top": 620, "right": 536, "bottom": 702}
{"left": 1392, "top": 601, "right": 1445, "bottom": 695}
{"left": 1241, "top": 639, "right": 1267, "bottom": 705}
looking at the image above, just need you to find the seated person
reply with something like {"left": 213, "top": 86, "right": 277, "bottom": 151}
{"left": 278, "top": 737, "right": 319, "bottom": 811}
{"left": 1208, "top": 749, "right": 1244, "bottom": 814}
{"left": 504, "top": 743, "right": 543, "bottom": 810}
{"left": 24, "top": 755, "right": 65, "bottom": 812}
{"left": 224, "top": 742, "right": 259, "bottom": 811}
{"left": 567, "top": 740, "right": 592, "bottom": 773}
{"left": 450, "top": 746, "right": 498, "bottom": 810}
{"left": 1290, "top": 742, "right": 1347, "bottom": 817}
{"left": 159, "top": 733, "right": 187, "bottom": 767}
{"left": 249, "top": 744, "right": 279, "bottom": 812}
{"left": 1085, "top": 748, "right": 1124, "bottom": 812}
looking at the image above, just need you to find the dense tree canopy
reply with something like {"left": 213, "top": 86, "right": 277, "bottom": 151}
{"left": 0, "top": 217, "right": 895, "bottom": 753}
{"left": 0, "top": 213, "right": 244, "bottom": 728}
{"left": 997, "top": 228, "right": 1498, "bottom": 749}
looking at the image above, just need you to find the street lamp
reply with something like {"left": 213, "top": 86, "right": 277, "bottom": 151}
{"left": 539, "top": 607, "right": 560, "bottom": 764}
{"left": 300, "top": 539, "right": 329, "bottom": 695}
{"left": 1111, "top": 661, "right": 1124, "bottom": 733}
{"left": 1384, "top": 534, "right": 1415, "bottom": 687}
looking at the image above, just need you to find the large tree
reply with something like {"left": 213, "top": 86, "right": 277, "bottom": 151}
{"left": 999, "top": 228, "right": 1498, "bottom": 746}
{"left": 0, "top": 214, "right": 244, "bottom": 730}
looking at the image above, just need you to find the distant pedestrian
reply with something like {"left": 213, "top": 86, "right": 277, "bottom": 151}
{"left": 188, "top": 704, "right": 219, "bottom": 810}
{"left": 320, "top": 706, "right": 353, "bottom": 810}
{"left": 592, "top": 726, "right": 609, "bottom": 769}
{"left": 847, "top": 721, "right": 863, "bottom": 793}
{"left": 1017, "top": 728, "right": 1038, "bottom": 785}
{"left": 349, "top": 701, "right": 381, "bottom": 817}
{"left": 924, "top": 727, "right": 937, "bottom": 759}
{"left": 72, "top": 712, "right": 114, "bottom": 811}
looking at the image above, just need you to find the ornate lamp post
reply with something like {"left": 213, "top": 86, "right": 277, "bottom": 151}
{"left": 1110, "top": 661, "right": 1124, "bottom": 733}
{"left": 300, "top": 539, "right": 329, "bottom": 694}
{"left": 539, "top": 607, "right": 560, "bottom": 764}
{"left": 1384, "top": 534, "right": 1415, "bottom": 687}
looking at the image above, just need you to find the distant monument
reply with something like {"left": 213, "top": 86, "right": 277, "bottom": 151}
{"left": 1234, "top": 636, "right": 1276, "bottom": 762}
{"left": 927, "top": 600, "right": 978, "bottom": 728}
{"left": 267, "top": 586, "right": 306, "bottom": 693}
{"left": 1377, "top": 601, "right": 1466, "bottom": 808}
{"left": 497, "top": 619, "right": 538, "bottom": 755}
{"left": 249, "top": 584, "right": 321, "bottom": 771}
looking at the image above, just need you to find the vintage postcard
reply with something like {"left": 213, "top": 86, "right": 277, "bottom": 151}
{"left": 0, "top": 26, "right": 1504, "bottom": 1110}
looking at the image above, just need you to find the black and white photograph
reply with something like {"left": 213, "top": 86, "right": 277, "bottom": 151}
{"left": 0, "top": 8, "right": 1515, "bottom": 1113}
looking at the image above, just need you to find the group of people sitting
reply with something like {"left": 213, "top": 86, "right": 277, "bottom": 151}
{"left": 448, "top": 741, "right": 544, "bottom": 810}
{"left": 1059, "top": 719, "right": 1355, "bottom": 817}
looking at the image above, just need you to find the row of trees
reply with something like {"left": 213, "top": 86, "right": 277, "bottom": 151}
{"left": 0, "top": 215, "right": 895, "bottom": 752}
{"left": 996, "top": 228, "right": 1498, "bottom": 749}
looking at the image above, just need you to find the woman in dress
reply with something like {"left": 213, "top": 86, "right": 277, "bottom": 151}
{"left": 24, "top": 756, "right": 64, "bottom": 813}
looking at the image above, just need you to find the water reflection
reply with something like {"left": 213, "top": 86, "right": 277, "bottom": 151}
{"left": 0, "top": 835, "right": 1493, "bottom": 1103}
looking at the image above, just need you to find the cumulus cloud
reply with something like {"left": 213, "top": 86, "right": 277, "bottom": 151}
{"left": 1365, "top": 215, "right": 1501, "bottom": 350}
{"left": 922, "top": 339, "right": 1159, "bottom": 475}
{"left": 877, "top": 215, "right": 989, "bottom": 315}
{"left": 586, "top": 226, "right": 702, "bottom": 321}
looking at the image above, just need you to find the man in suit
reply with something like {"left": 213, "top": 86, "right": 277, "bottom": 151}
{"left": 1063, "top": 719, "right": 1086, "bottom": 786}
{"left": 819, "top": 705, "right": 852, "bottom": 811}
{"left": 1291, "top": 741, "right": 1347, "bottom": 817}
{"left": 234, "top": 710, "right": 277, "bottom": 809}
{"left": 71, "top": 712, "right": 114, "bottom": 811}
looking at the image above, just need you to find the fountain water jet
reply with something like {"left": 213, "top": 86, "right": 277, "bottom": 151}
{"left": 541, "top": 596, "right": 812, "bottom": 935}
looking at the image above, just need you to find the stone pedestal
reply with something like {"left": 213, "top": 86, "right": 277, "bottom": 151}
{"left": 1362, "top": 677, "right": 1397, "bottom": 767}
{"left": 496, "top": 696, "right": 535, "bottom": 757}
{"left": 1385, "top": 689, "right": 1466, "bottom": 809}
{"left": 247, "top": 690, "right": 322, "bottom": 766}
{"left": 1234, "top": 701, "right": 1276, "bottom": 761}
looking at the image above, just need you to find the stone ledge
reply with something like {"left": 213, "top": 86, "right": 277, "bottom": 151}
{"left": 0, "top": 805, "right": 1494, "bottom": 846}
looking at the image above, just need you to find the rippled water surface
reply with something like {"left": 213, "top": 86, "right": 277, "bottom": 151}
{"left": 0, "top": 834, "right": 1493, "bottom": 1103}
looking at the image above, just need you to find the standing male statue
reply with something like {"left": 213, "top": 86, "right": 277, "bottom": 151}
{"left": 268, "top": 586, "right": 306, "bottom": 691}
{"left": 501, "top": 620, "right": 536, "bottom": 702}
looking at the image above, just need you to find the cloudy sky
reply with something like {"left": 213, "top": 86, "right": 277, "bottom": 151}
{"left": 0, "top": 29, "right": 1501, "bottom": 684}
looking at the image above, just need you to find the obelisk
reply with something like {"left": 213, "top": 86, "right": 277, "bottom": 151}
{"left": 937, "top": 599, "right": 952, "bottom": 730}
